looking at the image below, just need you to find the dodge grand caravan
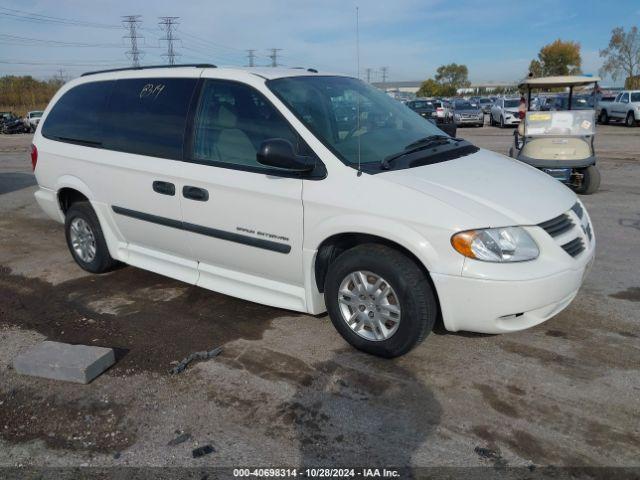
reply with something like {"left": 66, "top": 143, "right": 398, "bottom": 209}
{"left": 32, "top": 65, "right": 595, "bottom": 357}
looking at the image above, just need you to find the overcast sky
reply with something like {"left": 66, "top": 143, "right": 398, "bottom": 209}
{"left": 1, "top": 0, "right": 638, "bottom": 85}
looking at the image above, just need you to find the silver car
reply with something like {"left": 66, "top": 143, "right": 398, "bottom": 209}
{"left": 490, "top": 97, "right": 521, "bottom": 127}
{"left": 452, "top": 100, "right": 484, "bottom": 127}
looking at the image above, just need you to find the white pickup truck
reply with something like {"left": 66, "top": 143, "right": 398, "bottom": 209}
{"left": 597, "top": 90, "right": 640, "bottom": 127}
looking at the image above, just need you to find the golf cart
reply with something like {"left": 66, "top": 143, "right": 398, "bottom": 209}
{"left": 510, "top": 75, "right": 601, "bottom": 195}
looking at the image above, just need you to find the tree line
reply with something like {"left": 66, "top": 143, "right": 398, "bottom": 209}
{"left": 0, "top": 76, "right": 64, "bottom": 116}
{"left": 416, "top": 25, "right": 640, "bottom": 97}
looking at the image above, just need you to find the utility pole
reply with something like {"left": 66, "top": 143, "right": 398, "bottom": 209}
{"left": 268, "top": 48, "right": 282, "bottom": 67}
{"left": 381, "top": 66, "right": 388, "bottom": 86}
{"left": 246, "top": 49, "right": 256, "bottom": 67}
{"left": 122, "top": 15, "right": 144, "bottom": 68}
{"left": 365, "top": 68, "right": 372, "bottom": 83}
{"left": 159, "top": 16, "right": 180, "bottom": 65}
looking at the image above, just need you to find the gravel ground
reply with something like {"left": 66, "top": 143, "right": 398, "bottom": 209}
{"left": 0, "top": 125, "right": 638, "bottom": 474}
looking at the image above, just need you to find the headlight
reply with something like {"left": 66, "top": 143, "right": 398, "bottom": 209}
{"left": 451, "top": 227, "right": 539, "bottom": 262}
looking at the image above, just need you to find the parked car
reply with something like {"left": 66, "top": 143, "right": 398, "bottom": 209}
{"left": 597, "top": 90, "right": 640, "bottom": 127}
{"left": 489, "top": 97, "right": 521, "bottom": 127}
{"left": 24, "top": 110, "right": 44, "bottom": 132}
{"left": 32, "top": 65, "right": 594, "bottom": 357}
{"left": 406, "top": 99, "right": 454, "bottom": 126}
{"left": 477, "top": 97, "right": 493, "bottom": 114}
{"left": 0, "top": 111, "right": 15, "bottom": 132}
{"left": 452, "top": 100, "right": 484, "bottom": 127}
{"left": 1, "top": 114, "right": 29, "bottom": 134}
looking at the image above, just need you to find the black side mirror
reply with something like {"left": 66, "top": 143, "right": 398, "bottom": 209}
{"left": 439, "top": 123, "right": 457, "bottom": 138}
{"left": 257, "top": 138, "right": 315, "bottom": 172}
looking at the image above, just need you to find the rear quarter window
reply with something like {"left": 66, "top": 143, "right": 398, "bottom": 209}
{"left": 102, "top": 78, "right": 198, "bottom": 160}
{"left": 42, "top": 81, "right": 112, "bottom": 145}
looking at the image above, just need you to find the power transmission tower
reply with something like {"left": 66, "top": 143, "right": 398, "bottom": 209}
{"left": 122, "top": 15, "right": 144, "bottom": 68}
{"left": 381, "top": 66, "right": 388, "bottom": 85}
{"left": 159, "top": 16, "right": 180, "bottom": 65}
{"left": 246, "top": 49, "right": 256, "bottom": 67}
{"left": 365, "top": 68, "right": 372, "bottom": 83}
{"left": 268, "top": 48, "right": 282, "bottom": 67}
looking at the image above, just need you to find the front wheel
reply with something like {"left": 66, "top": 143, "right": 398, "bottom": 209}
{"left": 626, "top": 112, "right": 636, "bottom": 127}
{"left": 65, "top": 201, "right": 118, "bottom": 273}
{"left": 599, "top": 110, "right": 609, "bottom": 125}
{"left": 574, "top": 165, "right": 601, "bottom": 195}
{"left": 324, "top": 244, "right": 437, "bottom": 358}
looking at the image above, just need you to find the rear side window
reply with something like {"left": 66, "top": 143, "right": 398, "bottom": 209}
{"left": 42, "top": 81, "right": 112, "bottom": 146}
{"left": 102, "top": 78, "right": 197, "bottom": 160}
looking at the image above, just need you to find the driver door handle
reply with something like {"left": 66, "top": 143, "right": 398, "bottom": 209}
{"left": 182, "top": 186, "right": 209, "bottom": 202}
{"left": 152, "top": 181, "right": 175, "bottom": 196}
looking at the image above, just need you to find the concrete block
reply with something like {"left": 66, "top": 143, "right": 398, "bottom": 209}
{"left": 13, "top": 341, "right": 115, "bottom": 384}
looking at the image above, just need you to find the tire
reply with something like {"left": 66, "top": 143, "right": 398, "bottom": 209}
{"left": 574, "top": 165, "right": 601, "bottom": 195}
{"left": 64, "top": 201, "right": 118, "bottom": 273}
{"left": 500, "top": 116, "right": 505, "bottom": 128}
{"left": 324, "top": 244, "right": 437, "bottom": 358}
{"left": 625, "top": 112, "right": 636, "bottom": 127}
{"left": 599, "top": 110, "right": 609, "bottom": 125}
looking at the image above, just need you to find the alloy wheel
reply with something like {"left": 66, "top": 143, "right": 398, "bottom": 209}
{"left": 337, "top": 270, "right": 401, "bottom": 341}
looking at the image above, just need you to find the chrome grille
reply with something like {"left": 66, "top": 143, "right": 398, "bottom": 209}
{"left": 561, "top": 237, "right": 585, "bottom": 257}
{"left": 538, "top": 213, "right": 574, "bottom": 237}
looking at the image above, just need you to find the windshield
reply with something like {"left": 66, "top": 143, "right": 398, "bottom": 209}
{"left": 30, "top": 111, "right": 43, "bottom": 118}
{"left": 268, "top": 76, "right": 446, "bottom": 166}
{"left": 479, "top": 98, "right": 491, "bottom": 104}
{"left": 504, "top": 99, "right": 520, "bottom": 108}
{"left": 454, "top": 101, "right": 475, "bottom": 109}
{"left": 410, "top": 101, "right": 434, "bottom": 109}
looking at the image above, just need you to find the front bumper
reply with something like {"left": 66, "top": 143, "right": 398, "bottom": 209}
{"left": 502, "top": 115, "right": 520, "bottom": 125}
{"left": 431, "top": 214, "right": 595, "bottom": 334}
{"left": 455, "top": 117, "right": 484, "bottom": 125}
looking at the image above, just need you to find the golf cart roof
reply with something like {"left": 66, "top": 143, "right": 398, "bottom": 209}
{"left": 519, "top": 75, "right": 601, "bottom": 89}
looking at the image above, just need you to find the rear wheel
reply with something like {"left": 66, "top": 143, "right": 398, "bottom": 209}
{"left": 625, "top": 112, "right": 636, "bottom": 127}
{"left": 599, "top": 110, "right": 609, "bottom": 125}
{"left": 324, "top": 244, "right": 437, "bottom": 358}
{"left": 65, "top": 201, "right": 118, "bottom": 273}
{"left": 574, "top": 165, "right": 601, "bottom": 195}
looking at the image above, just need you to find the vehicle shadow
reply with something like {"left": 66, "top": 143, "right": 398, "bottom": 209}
{"left": 286, "top": 349, "right": 442, "bottom": 471}
{"left": 0, "top": 172, "right": 36, "bottom": 195}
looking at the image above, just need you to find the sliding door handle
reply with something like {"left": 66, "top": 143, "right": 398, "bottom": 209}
{"left": 152, "top": 181, "right": 175, "bottom": 196}
{"left": 182, "top": 186, "right": 209, "bottom": 201}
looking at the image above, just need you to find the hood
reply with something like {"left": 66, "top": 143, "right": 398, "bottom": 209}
{"left": 455, "top": 108, "right": 482, "bottom": 114}
{"left": 381, "top": 148, "right": 575, "bottom": 227}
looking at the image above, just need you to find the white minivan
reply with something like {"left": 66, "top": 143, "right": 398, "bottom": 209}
{"left": 32, "top": 65, "right": 595, "bottom": 357}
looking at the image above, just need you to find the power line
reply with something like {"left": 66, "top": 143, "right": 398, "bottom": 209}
{"left": 122, "top": 15, "right": 144, "bottom": 67}
{"left": 268, "top": 48, "right": 282, "bottom": 67}
{"left": 158, "top": 16, "right": 180, "bottom": 65}
{"left": 0, "top": 6, "right": 120, "bottom": 29}
{"left": 246, "top": 49, "right": 256, "bottom": 67}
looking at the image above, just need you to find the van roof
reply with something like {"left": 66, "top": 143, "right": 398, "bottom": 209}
{"left": 80, "top": 64, "right": 336, "bottom": 80}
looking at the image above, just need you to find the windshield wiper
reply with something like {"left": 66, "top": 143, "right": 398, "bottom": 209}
{"left": 380, "top": 135, "right": 461, "bottom": 170}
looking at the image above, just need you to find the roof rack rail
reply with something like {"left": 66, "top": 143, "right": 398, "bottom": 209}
{"left": 81, "top": 63, "right": 217, "bottom": 77}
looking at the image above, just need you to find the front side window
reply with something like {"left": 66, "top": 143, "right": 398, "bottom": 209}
{"left": 191, "top": 80, "right": 300, "bottom": 169}
{"left": 42, "top": 81, "right": 112, "bottom": 145}
{"left": 102, "top": 77, "right": 197, "bottom": 160}
{"left": 267, "top": 76, "right": 445, "bottom": 166}
{"left": 621, "top": 93, "right": 629, "bottom": 103}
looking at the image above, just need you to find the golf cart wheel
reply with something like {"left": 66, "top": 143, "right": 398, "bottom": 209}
{"left": 625, "top": 113, "right": 636, "bottom": 128}
{"left": 575, "top": 166, "right": 601, "bottom": 195}
{"left": 599, "top": 110, "right": 609, "bottom": 125}
{"left": 324, "top": 244, "right": 437, "bottom": 358}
